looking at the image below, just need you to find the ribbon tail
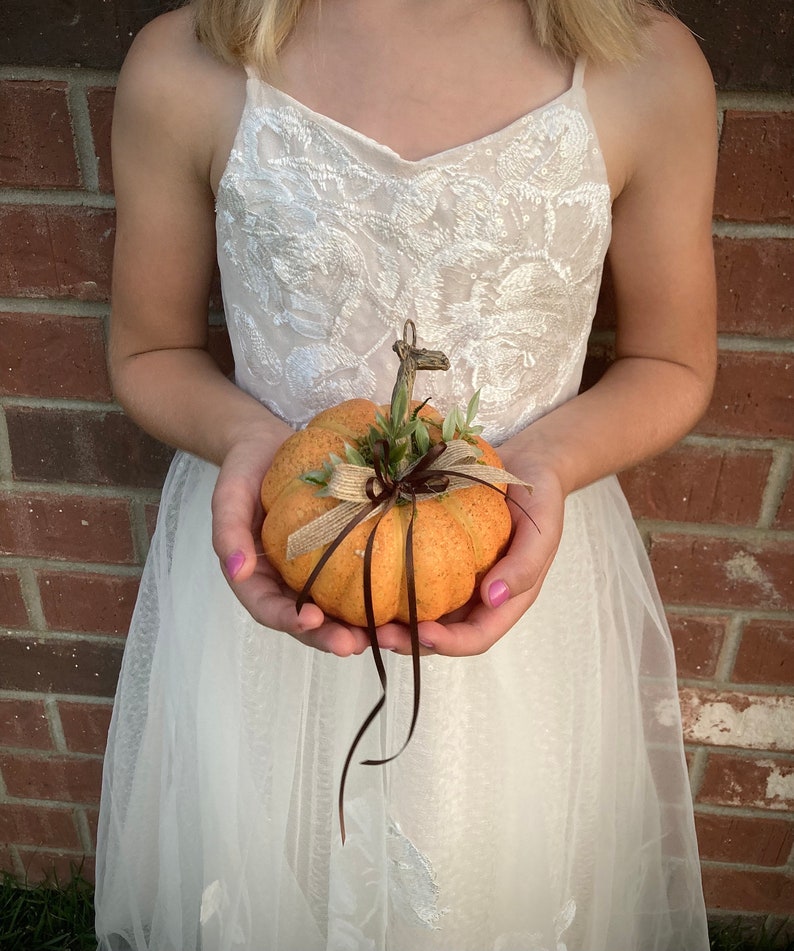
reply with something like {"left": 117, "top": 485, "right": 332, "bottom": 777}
{"left": 362, "top": 489, "right": 422, "bottom": 768}
{"left": 338, "top": 500, "right": 395, "bottom": 844}
{"left": 427, "top": 467, "right": 539, "bottom": 533}
{"left": 296, "top": 499, "right": 383, "bottom": 612}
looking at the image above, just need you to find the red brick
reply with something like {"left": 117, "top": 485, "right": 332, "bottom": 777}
{"left": 620, "top": 446, "right": 772, "bottom": 526}
{"left": 775, "top": 473, "right": 794, "bottom": 529}
{"left": 702, "top": 865, "right": 794, "bottom": 914}
{"left": 0, "top": 803, "right": 80, "bottom": 850}
{"left": 0, "top": 634, "right": 124, "bottom": 697}
{"left": 0, "top": 753, "right": 103, "bottom": 804}
{"left": 698, "top": 752, "right": 794, "bottom": 810}
{"left": 0, "top": 699, "right": 53, "bottom": 751}
{"left": 732, "top": 619, "right": 794, "bottom": 686}
{"left": 0, "top": 205, "right": 114, "bottom": 301}
{"left": 17, "top": 849, "right": 95, "bottom": 885}
{"left": 0, "top": 312, "right": 111, "bottom": 400}
{"left": 6, "top": 406, "right": 174, "bottom": 488}
{"left": 679, "top": 687, "right": 794, "bottom": 751}
{"left": 715, "top": 112, "right": 794, "bottom": 223}
{"left": 38, "top": 570, "right": 140, "bottom": 636}
{"left": 695, "top": 812, "right": 794, "bottom": 866}
{"left": 57, "top": 701, "right": 113, "bottom": 755}
{"left": 667, "top": 614, "right": 726, "bottom": 679}
{"left": 0, "top": 493, "right": 136, "bottom": 564}
{"left": 0, "top": 81, "right": 79, "bottom": 189}
{"left": 715, "top": 238, "right": 793, "bottom": 337}
{"left": 0, "top": 569, "right": 29, "bottom": 629}
{"left": 87, "top": 87, "right": 115, "bottom": 193}
{"left": 697, "top": 351, "right": 793, "bottom": 439}
{"left": 649, "top": 534, "right": 794, "bottom": 611}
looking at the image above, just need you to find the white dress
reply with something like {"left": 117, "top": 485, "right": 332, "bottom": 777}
{"left": 95, "top": 59, "right": 709, "bottom": 951}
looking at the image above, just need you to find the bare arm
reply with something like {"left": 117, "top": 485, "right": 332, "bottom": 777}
{"left": 109, "top": 12, "right": 370, "bottom": 654}
{"left": 409, "top": 17, "right": 718, "bottom": 655}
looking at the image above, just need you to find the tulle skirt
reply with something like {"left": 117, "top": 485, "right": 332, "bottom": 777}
{"left": 95, "top": 450, "right": 708, "bottom": 951}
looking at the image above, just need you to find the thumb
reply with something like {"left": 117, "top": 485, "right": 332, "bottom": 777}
{"left": 211, "top": 464, "right": 262, "bottom": 584}
{"left": 480, "top": 496, "right": 558, "bottom": 608}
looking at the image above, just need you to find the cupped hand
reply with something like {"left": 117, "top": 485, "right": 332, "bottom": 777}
{"left": 211, "top": 433, "right": 373, "bottom": 657}
{"left": 384, "top": 462, "right": 566, "bottom": 657}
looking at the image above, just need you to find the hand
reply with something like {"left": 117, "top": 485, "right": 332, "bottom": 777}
{"left": 211, "top": 433, "right": 374, "bottom": 657}
{"left": 383, "top": 461, "right": 566, "bottom": 657}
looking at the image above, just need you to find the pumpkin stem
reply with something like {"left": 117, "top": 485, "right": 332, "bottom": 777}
{"left": 390, "top": 319, "right": 450, "bottom": 419}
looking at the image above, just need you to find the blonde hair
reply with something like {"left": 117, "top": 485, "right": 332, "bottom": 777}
{"left": 190, "top": 0, "right": 663, "bottom": 75}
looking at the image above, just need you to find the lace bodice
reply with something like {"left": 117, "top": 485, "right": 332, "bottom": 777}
{"left": 215, "top": 59, "right": 611, "bottom": 445}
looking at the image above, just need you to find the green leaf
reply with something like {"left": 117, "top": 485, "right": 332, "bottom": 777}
{"left": 391, "top": 384, "right": 409, "bottom": 427}
{"left": 344, "top": 443, "right": 367, "bottom": 467}
{"left": 441, "top": 412, "right": 456, "bottom": 443}
{"left": 414, "top": 420, "right": 431, "bottom": 455}
{"left": 466, "top": 389, "right": 481, "bottom": 425}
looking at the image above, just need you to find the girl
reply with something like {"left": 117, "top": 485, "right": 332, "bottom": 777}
{"left": 96, "top": 0, "right": 717, "bottom": 948}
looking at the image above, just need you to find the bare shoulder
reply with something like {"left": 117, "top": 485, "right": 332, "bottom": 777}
{"left": 627, "top": 12, "right": 715, "bottom": 116}
{"left": 585, "top": 12, "right": 716, "bottom": 197}
{"left": 114, "top": 6, "right": 245, "bottom": 183}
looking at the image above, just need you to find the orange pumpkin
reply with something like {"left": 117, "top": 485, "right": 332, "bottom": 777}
{"left": 261, "top": 398, "right": 513, "bottom": 627}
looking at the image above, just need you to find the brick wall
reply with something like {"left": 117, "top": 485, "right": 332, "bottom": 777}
{"left": 1, "top": 0, "right": 792, "bottom": 923}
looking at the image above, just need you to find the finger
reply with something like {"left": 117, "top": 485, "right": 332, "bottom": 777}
{"left": 211, "top": 469, "right": 262, "bottom": 583}
{"left": 480, "top": 491, "right": 559, "bottom": 608}
{"left": 233, "top": 570, "right": 373, "bottom": 656}
{"left": 417, "top": 589, "right": 537, "bottom": 657}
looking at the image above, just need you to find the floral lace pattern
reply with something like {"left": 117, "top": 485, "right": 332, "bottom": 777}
{"left": 216, "top": 73, "right": 611, "bottom": 445}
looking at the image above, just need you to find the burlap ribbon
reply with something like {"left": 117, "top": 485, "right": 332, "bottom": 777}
{"left": 289, "top": 437, "right": 533, "bottom": 843}
{"left": 287, "top": 438, "right": 529, "bottom": 560}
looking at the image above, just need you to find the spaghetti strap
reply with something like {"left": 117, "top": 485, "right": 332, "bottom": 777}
{"left": 572, "top": 55, "right": 587, "bottom": 89}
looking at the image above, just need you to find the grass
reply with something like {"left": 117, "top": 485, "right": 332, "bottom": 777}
{"left": 710, "top": 918, "right": 794, "bottom": 951}
{"left": 0, "top": 867, "right": 791, "bottom": 950}
{"left": 0, "top": 867, "right": 96, "bottom": 951}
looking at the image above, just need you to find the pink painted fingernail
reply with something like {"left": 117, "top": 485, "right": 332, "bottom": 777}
{"left": 488, "top": 580, "right": 510, "bottom": 608}
{"left": 419, "top": 636, "right": 435, "bottom": 649}
{"left": 225, "top": 550, "right": 245, "bottom": 580}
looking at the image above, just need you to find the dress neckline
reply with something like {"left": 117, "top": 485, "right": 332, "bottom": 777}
{"left": 243, "top": 56, "right": 586, "bottom": 169}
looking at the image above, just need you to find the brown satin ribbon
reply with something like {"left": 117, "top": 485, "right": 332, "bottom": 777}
{"left": 295, "top": 439, "right": 534, "bottom": 844}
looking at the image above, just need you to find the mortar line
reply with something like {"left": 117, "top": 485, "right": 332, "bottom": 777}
{"left": 715, "top": 614, "right": 749, "bottom": 682}
{"left": 687, "top": 745, "right": 709, "bottom": 799}
{"left": 16, "top": 564, "right": 47, "bottom": 632}
{"left": 0, "top": 188, "right": 115, "bottom": 208}
{"left": 637, "top": 518, "right": 794, "bottom": 542}
{"left": 665, "top": 605, "right": 794, "bottom": 624}
{"left": 716, "top": 335, "right": 794, "bottom": 352}
{"left": 758, "top": 447, "right": 794, "bottom": 529}
{"left": 0, "top": 406, "right": 12, "bottom": 481}
{"left": 0, "top": 689, "right": 115, "bottom": 705}
{"left": 681, "top": 434, "right": 794, "bottom": 452}
{"left": 0, "top": 298, "right": 110, "bottom": 317}
{"left": 129, "top": 496, "right": 154, "bottom": 564}
{"left": 73, "top": 806, "right": 95, "bottom": 854}
{"left": 66, "top": 82, "right": 100, "bottom": 193}
{"left": 0, "top": 479, "right": 163, "bottom": 503}
{"left": 1, "top": 395, "right": 122, "bottom": 412}
{"left": 0, "top": 66, "right": 118, "bottom": 85}
{"left": 712, "top": 221, "right": 794, "bottom": 239}
{"left": 0, "top": 556, "right": 143, "bottom": 577}
{"left": 716, "top": 91, "right": 794, "bottom": 111}
{"left": 43, "top": 696, "right": 68, "bottom": 754}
